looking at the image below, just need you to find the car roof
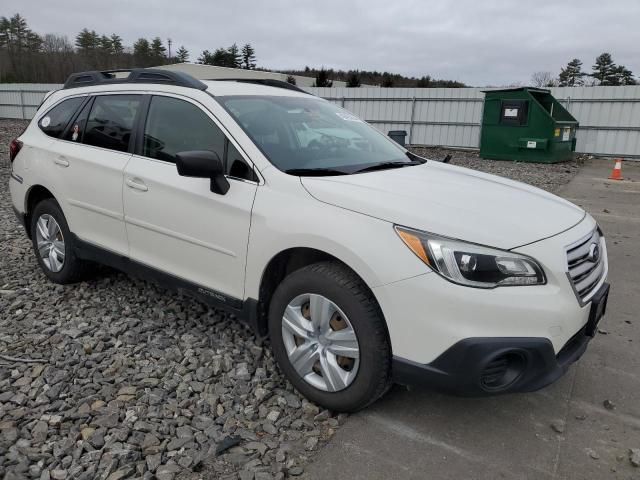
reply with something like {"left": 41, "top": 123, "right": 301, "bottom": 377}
{"left": 49, "top": 80, "right": 313, "bottom": 102}
{"left": 40, "top": 80, "right": 317, "bottom": 119}
{"left": 203, "top": 80, "right": 311, "bottom": 97}
{"left": 53, "top": 69, "right": 313, "bottom": 101}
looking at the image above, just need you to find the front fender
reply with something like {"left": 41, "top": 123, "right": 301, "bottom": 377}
{"left": 243, "top": 182, "right": 430, "bottom": 300}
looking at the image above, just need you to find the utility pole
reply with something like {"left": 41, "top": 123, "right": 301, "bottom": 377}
{"left": 167, "top": 38, "right": 172, "bottom": 60}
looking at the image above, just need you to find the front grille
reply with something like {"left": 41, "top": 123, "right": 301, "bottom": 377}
{"left": 566, "top": 228, "right": 606, "bottom": 304}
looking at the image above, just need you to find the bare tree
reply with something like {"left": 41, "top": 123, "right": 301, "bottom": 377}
{"left": 530, "top": 71, "right": 558, "bottom": 87}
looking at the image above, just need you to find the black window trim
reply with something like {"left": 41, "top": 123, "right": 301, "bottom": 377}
{"left": 37, "top": 94, "right": 89, "bottom": 140}
{"left": 85, "top": 92, "right": 145, "bottom": 154}
{"left": 134, "top": 92, "right": 262, "bottom": 185}
{"left": 60, "top": 95, "right": 95, "bottom": 143}
{"left": 51, "top": 92, "right": 145, "bottom": 154}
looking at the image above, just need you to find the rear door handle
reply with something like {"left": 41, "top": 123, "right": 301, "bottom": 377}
{"left": 125, "top": 177, "right": 148, "bottom": 192}
{"left": 54, "top": 157, "right": 69, "bottom": 167}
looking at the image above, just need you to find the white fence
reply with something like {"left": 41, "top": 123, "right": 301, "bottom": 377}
{"left": 307, "top": 86, "right": 640, "bottom": 158}
{"left": 0, "top": 84, "right": 61, "bottom": 120}
{"left": 1, "top": 84, "right": 639, "bottom": 158}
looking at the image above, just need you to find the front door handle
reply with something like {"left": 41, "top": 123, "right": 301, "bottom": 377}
{"left": 54, "top": 157, "right": 69, "bottom": 167}
{"left": 125, "top": 177, "right": 148, "bottom": 192}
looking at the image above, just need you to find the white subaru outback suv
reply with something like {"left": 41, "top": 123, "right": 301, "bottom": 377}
{"left": 9, "top": 69, "right": 609, "bottom": 412}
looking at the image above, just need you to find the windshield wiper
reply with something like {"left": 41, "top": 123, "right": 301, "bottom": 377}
{"left": 285, "top": 167, "right": 349, "bottom": 176}
{"left": 352, "top": 159, "right": 424, "bottom": 174}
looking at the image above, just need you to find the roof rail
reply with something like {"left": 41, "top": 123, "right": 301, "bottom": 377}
{"left": 63, "top": 68, "right": 208, "bottom": 90}
{"left": 208, "top": 78, "right": 310, "bottom": 94}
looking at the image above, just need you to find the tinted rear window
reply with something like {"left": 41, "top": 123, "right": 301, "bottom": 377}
{"left": 39, "top": 97, "right": 84, "bottom": 138}
{"left": 84, "top": 95, "right": 142, "bottom": 152}
{"left": 63, "top": 99, "right": 93, "bottom": 143}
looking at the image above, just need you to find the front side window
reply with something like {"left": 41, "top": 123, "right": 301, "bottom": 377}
{"left": 216, "top": 95, "right": 409, "bottom": 174}
{"left": 143, "top": 96, "right": 226, "bottom": 163}
{"left": 84, "top": 95, "right": 141, "bottom": 152}
{"left": 38, "top": 97, "right": 85, "bottom": 138}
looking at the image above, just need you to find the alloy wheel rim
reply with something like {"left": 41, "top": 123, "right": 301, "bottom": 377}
{"left": 35, "top": 214, "right": 65, "bottom": 273}
{"left": 281, "top": 293, "right": 360, "bottom": 392}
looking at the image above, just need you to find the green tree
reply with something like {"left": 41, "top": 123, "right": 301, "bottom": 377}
{"left": 150, "top": 37, "right": 166, "bottom": 63}
{"left": 592, "top": 53, "right": 617, "bottom": 85}
{"left": 416, "top": 75, "right": 432, "bottom": 87}
{"left": 75, "top": 28, "right": 99, "bottom": 53}
{"left": 313, "top": 68, "right": 333, "bottom": 87}
{"left": 133, "top": 38, "right": 151, "bottom": 66}
{"left": 558, "top": 59, "right": 586, "bottom": 86}
{"left": 199, "top": 47, "right": 236, "bottom": 67}
{"left": 241, "top": 43, "right": 256, "bottom": 69}
{"left": 0, "top": 17, "right": 9, "bottom": 48}
{"left": 346, "top": 71, "right": 361, "bottom": 87}
{"left": 612, "top": 65, "right": 636, "bottom": 85}
{"left": 198, "top": 49, "right": 214, "bottom": 64}
{"left": 0, "top": 14, "right": 31, "bottom": 49}
{"left": 25, "top": 30, "right": 42, "bottom": 52}
{"left": 176, "top": 45, "right": 189, "bottom": 63}
{"left": 110, "top": 34, "right": 123, "bottom": 55}
{"left": 381, "top": 72, "right": 394, "bottom": 87}
{"left": 227, "top": 43, "right": 241, "bottom": 68}
{"left": 212, "top": 48, "right": 229, "bottom": 66}
{"left": 286, "top": 75, "right": 297, "bottom": 85}
{"left": 98, "top": 35, "right": 112, "bottom": 54}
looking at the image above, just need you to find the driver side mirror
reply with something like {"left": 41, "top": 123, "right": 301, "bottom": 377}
{"left": 175, "top": 150, "right": 230, "bottom": 195}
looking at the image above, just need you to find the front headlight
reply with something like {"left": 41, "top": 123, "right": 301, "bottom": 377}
{"left": 395, "top": 226, "right": 545, "bottom": 288}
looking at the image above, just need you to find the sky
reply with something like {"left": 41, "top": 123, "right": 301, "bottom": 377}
{"left": 7, "top": 0, "right": 640, "bottom": 86}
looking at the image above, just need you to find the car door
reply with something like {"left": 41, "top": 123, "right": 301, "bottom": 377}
{"left": 46, "top": 93, "right": 143, "bottom": 255}
{"left": 122, "top": 94, "right": 259, "bottom": 302}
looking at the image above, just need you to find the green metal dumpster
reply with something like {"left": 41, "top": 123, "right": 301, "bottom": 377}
{"left": 479, "top": 87, "right": 578, "bottom": 163}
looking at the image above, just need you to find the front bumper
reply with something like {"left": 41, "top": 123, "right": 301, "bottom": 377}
{"left": 393, "top": 330, "right": 589, "bottom": 396}
{"left": 392, "top": 281, "right": 609, "bottom": 395}
{"left": 373, "top": 215, "right": 603, "bottom": 365}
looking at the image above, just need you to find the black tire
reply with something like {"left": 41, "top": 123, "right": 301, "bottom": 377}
{"left": 30, "top": 198, "right": 89, "bottom": 284}
{"left": 268, "top": 261, "right": 392, "bottom": 412}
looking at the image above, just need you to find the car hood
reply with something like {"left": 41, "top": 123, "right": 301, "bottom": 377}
{"left": 301, "top": 161, "right": 585, "bottom": 249}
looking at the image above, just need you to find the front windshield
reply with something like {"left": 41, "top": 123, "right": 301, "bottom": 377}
{"left": 216, "top": 95, "right": 410, "bottom": 174}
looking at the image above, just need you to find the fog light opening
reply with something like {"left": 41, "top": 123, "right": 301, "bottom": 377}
{"left": 480, "top": 352, "right": 527, "bottom": 392}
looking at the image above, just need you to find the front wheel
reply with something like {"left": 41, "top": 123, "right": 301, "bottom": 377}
{"left": 268, "top": 262, "right": 391, "bottom": 412}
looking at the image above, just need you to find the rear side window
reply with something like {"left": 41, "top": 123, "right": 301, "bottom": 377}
{"left": 63, "top": 99, "right": 93, "bottom": 143}
{"left": 84, "top": 95, "right": 142, "bottom": 152}
{"left": 143, "top": 96, "right": 226, "bottom": 163}
{"left": 38, "top": 97, "right": 84, "bottom": 138}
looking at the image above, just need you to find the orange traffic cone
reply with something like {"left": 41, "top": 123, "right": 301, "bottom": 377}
{"left": 609, "top": 159, "right": 623, "bottom": 180}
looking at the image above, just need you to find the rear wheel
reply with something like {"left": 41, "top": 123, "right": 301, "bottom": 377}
{"left": 268, "top": 261, "right": 391, "bottom": 412}
{"left": 30, "top": 198, "right": 89, "bottom": 284}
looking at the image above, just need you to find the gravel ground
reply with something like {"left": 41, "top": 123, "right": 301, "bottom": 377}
{"left": 1, "top": 119, "right": 339, "bottom": 480}
{"left": 409, "top": 146, "right": 586, "bottom": 193}
{"left": 0, "top": 119, "right": 584, "bottom": 480}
